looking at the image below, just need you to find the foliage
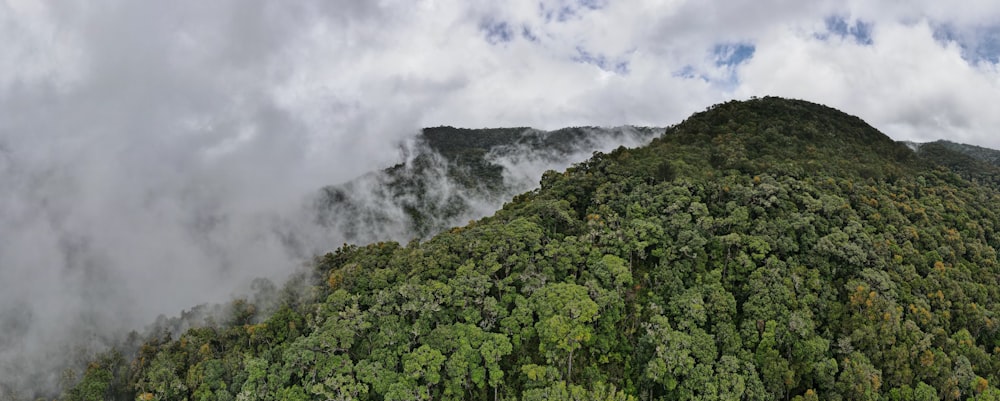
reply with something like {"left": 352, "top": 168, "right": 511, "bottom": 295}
{"left": 63, "top": 97, "right": 1000, "bottom": 400}
{"left": 913, "top": 141, "right": 1000, "bottom": 189}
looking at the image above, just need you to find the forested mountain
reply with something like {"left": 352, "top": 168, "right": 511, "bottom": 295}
{"left": 923, "top": 141, "right": 1000, "bottom": 168}
{"left": 0, "top": 122, "right": 661, "bottom": 401}
{"left": 909, "top": 141, "right": 1000, "bottom": 189}
{"left": 312, "top": 125, "right": 658, "bottom": 242}
{"left": 63, "top": 97, "right": 1000, "bottom": 400}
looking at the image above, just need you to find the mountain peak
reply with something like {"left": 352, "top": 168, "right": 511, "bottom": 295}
{"left": 638, "top": 97, "right": 917, "bottom": 181}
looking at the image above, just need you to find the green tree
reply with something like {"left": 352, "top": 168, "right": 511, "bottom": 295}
{"left": 531, "top": 282, "right": 600, "bottom": 382}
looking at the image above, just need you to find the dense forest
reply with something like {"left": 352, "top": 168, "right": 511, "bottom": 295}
{"left": 62, "top": 97, "right": 1000, "bottom": 400}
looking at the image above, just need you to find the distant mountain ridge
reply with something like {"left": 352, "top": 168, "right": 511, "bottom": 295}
{"left": 921, "top": 140, "right": 1000, "bottom": 167}
{"left": 313, "top": 125, "right": 660, "bottom": 243}
{"left": 906, "top": 140, "right": 1000, "bottom": 188}
{"left": 309, "top": 112, "right": 1000, "bottom": 246}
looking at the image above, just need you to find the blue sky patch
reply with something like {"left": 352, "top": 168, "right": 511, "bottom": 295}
{"left": 540, "top": 0, "right": 606, "bottom": 22}
{"left": 823, "top": 16, "right": 874, "bottom": 45}
{"left": 713, "top": 43, "right": 756, "bottom": 67}
{"left": 573, "top": 46, "right": 630, "bottom": 74}
{"left": 672, "top": 43, "right": 754, "bottom": 87}
{"left": 979, "top": 27, "right": 1000, "bottom": 64}
{"left": 577, "top": 0, "right": 606, "bottom": 11}
{"left": 672, "top": 65, "right": 708, "bottom": 82}
{"left": 522, "top": 25, "right": 540, "bottom": 43}
{"left": 934, "top": 23, "right": 1000, "bottom": 64}
{"left": 481, "top": 19, "right": 514, "bottom": 44}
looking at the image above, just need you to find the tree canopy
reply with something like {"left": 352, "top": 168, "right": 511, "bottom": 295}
{"left": 63, "top": 97, "right": 1000, "bottom": 401}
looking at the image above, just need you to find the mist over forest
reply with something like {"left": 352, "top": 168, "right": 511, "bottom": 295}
{"left": 0, "top": 123, "right": 656, "bottom": 398}
{"left": 47, "top": 97, "right": 1000, "bottom": 401}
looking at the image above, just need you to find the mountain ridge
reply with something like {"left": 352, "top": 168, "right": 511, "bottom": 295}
{"left": 313, "top": 125, "right": 659, "bottom": 242}
{"left": 656, "top": 97, "right": 916, "bottom": 179}
{"left": 909, "top": 140, "right": 1000, "bottom": 189}
{"left": 58, "top": 97, "right": 1000, "bottom": 401}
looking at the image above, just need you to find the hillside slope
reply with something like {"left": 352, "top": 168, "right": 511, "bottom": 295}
{"left": 313, "top": 126, "right": 658, "bottom": 242}
{"left": 911, "top": 140, "right": 1000, "bottom": 189}
{"left": 64, "top": 97, "right": 1000, "bottom": 401}
{"left": 925, "top": 140, "right": 1000, "bottom": 167}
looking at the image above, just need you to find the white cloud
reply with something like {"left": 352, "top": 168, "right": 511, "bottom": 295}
{"left": 737, "top": 18, "right": 1000, "bottom": 146}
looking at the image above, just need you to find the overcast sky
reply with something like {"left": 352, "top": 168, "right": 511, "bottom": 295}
{"left": 2, "top": 0, "right": 1000, "bottom": 395}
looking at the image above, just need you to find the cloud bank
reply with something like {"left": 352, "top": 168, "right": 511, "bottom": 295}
{"left": 1, "top": 0, "right": 999, "bottom": 398}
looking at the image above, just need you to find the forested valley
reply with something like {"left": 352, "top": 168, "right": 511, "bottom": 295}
{"left": 62, "top": 97, "right": 1000, "bottom": 400}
